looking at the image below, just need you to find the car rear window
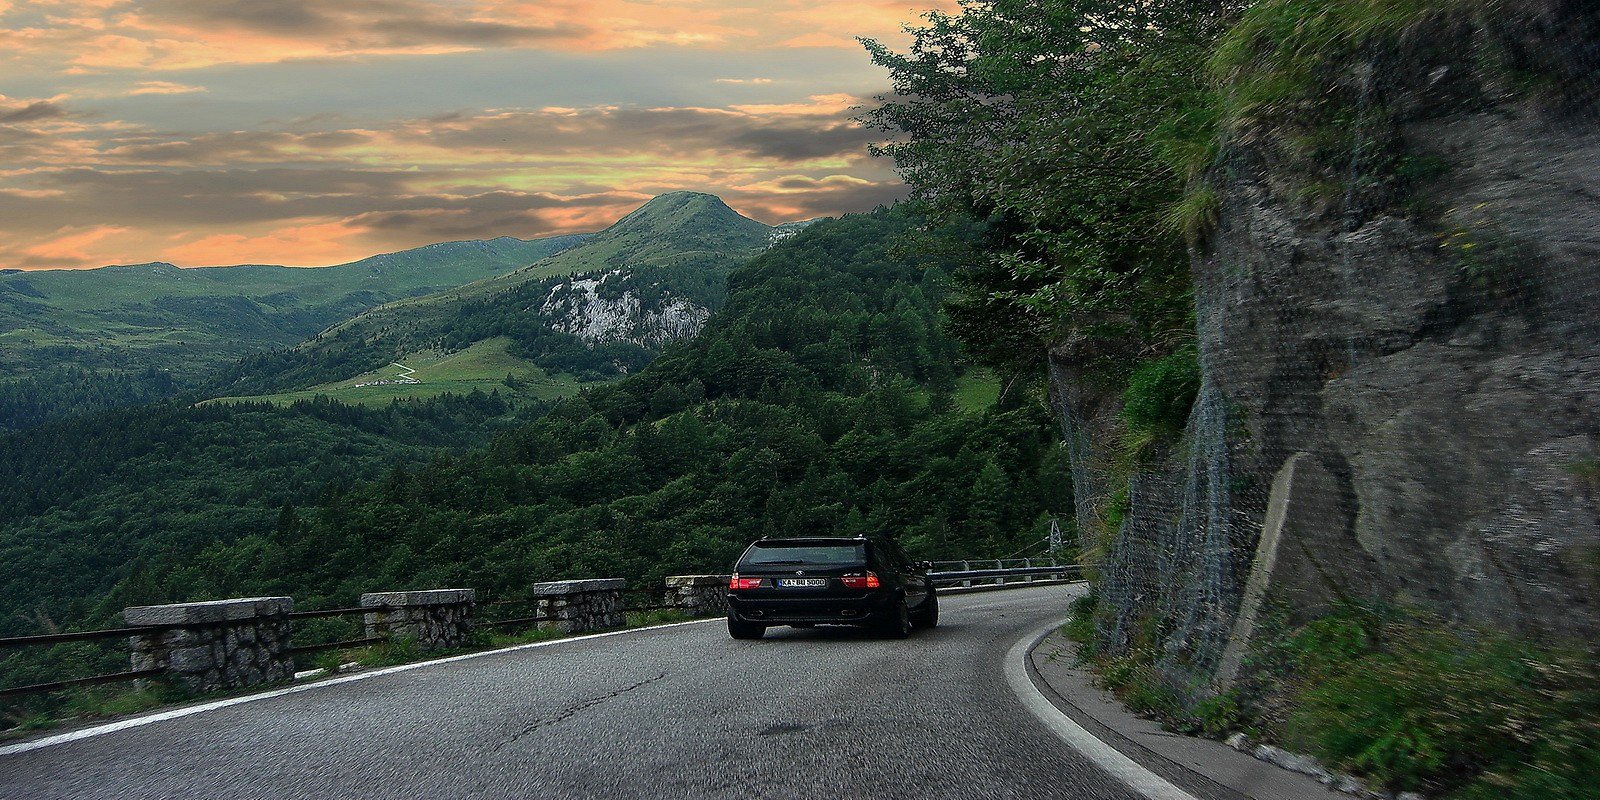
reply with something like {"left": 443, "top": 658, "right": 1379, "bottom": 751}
{"left": 739, "top": 542, "right": 865, "bottom": 567}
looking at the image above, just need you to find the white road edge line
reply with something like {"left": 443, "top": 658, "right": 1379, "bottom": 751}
{"left": 1005, "top": 618, "right": 1201, "bottom": 800}
{"left": 0, "top": 617, "right": 720, "bottom": 758}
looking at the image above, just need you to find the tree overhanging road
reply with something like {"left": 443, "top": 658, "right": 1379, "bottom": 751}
{"left": 0, "top": 585, "right": 1157, "bottom": 800}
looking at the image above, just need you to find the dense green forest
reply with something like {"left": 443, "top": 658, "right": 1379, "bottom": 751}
{"left": 0, "top": 368, "right": 179, "bottom": 434}
{"left": 227, "top": 210, "right": 1069, "bottom": 610}
{"left": 0, "top": 208, "right": 1068, "bottom": 637}
{"left": 0, "top": 392, "right": 524, "bottom": 636}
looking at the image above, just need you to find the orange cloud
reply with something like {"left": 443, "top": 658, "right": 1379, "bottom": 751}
{"left": 20, "top": 224, "right": 131, "bottom": 263}
{"left": 0, "top": 0, "right": 930, "bottom": 268}
{"left": 160, "top": 221, "right": 370, "bottom": 267}
{"left": 127, "top": 80, "right": 208, "bottom": 96}
{"left": 2, "top": 0, "right": 947, "bottom": 73}
{"left": 730, "top": 93, "right": 861, "bottom": 116}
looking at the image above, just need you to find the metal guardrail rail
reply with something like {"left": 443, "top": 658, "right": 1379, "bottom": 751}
{"left": 928, "top": 563, "right": 1081, "bottom": 588}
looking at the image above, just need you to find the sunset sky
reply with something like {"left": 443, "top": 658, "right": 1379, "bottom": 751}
{"left": 0, "top": 0, "right": 950, "bottom": 270}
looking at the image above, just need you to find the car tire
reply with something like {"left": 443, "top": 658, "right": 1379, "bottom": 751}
{"left": 911, "top": 590, "right": 939, "bottom": 629}
{"left": 728, "top": 617, "right": 766, "bottom": 640}
{"left": 879, "top": 598, "right": 912, "bottom": 639}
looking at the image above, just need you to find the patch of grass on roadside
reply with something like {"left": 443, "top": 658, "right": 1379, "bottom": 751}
{"left": 626, "top": 609, "right": 692, "bottom": 627}
{"left": 1265, "top": 605, "right": 1600, "bottom": 798}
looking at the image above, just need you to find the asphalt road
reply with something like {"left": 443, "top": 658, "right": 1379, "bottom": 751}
{"left": 0, "top": 584, "right": 1148, "bottom": 800}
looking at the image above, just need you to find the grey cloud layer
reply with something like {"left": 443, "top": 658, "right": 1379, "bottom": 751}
{"left": 142, "top": 0, "right": 588, "bottom": 47}
{"left": 0, "top": 94, "right": 901, "bottom": 266}
{"left": 0, "top": 101, "right": 68, "bottom": 124}
{"left": 410, "top": 104, "right": 876, "bottom": 161}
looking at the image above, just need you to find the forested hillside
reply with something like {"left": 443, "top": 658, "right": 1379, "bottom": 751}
{"left": 0, "top": 392, "right": 522, "bottom": 636}
{"left": 0, "top": 208, "right": 1069, "bottom": 633}
{"left": 0, "top": 234, "right": 588, "bottom": 431}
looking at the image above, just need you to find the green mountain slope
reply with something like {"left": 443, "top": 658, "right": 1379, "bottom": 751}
{"left": 0, "top": 234, "right": 588, "bottom": 378}
{"left": 220, "top": 192, "right": 780, "bottom": 397}
{"left": 0, "top": 234, "right": 588, "bottom": 431}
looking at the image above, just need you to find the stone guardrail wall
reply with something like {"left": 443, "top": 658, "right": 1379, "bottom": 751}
{"left": 124, "top": 597, "right": 295, "bottom": 694}
{"left": 664, "top": 575, "right": 730, "bottom": 617}
{"left": 117, "top": 571, "right": 1071, "bottom": 696}
{"left": 530, "top": 579, "right": 626, "bottom": 634}
{"left": 117, "top": 576, "right": 720, "bottom": 694}
{"left": 362, "top": 589, "right": 475, "bottom": 651}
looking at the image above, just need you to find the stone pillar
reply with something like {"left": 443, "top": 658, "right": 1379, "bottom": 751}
{"left": 530, "top": 579, "right": 626, "bottom": 634}
{"left": 123, "top": 597, "right": 294, "bottom": 694}
{"left": 360, "top": 589, "right": 476, "bottom": 651}
{"left": 664, "top": 575, "right": 730, "bottom": 616}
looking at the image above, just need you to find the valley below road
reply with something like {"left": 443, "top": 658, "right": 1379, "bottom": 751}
{"left": 0, "top": 585, "right": 1154, "bottom": 800}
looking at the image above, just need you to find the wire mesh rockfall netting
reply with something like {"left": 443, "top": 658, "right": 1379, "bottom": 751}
{"left": 1066, "top": 1, "right": 1600, "bottom": 710}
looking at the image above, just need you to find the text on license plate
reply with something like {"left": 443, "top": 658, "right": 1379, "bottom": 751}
{"left": 777, "top": 578, "right": 828, "bottom": 588}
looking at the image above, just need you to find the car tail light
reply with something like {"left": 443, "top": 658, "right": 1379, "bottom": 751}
{"left": 729, "top": 575, "right": 764, "bottom": 590}
{"left": 839, "top": 572, "right": 880, "bottom": 590}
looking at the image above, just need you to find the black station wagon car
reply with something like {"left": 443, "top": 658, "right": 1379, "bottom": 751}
{"left": 725, "top": 536, "right": 938, "bottom": 639}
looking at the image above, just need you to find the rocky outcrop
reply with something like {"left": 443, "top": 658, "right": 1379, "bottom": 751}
{"left": 1069, "top": 4, "right": 1600, "bottom": 707}
{"left": 1197, "top": 55, "right": 1600, "bottom": 639}
{"left": 540, "top": 272, "right": 710, "bottom": 348}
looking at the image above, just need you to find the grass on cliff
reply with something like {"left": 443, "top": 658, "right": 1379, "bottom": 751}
{"left": 1066, "top": 595, "right": 1600, "bottom": 798}
{"left": 1209, "top": 0, "right": 1471, "bottom": 130}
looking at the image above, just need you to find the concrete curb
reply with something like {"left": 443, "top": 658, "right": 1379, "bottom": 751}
{"left": 1022, "top": 626, "right": 1346, "bottom": 800}
{"left": 1006, "top": 618, "right": 1202, "bottom": 800}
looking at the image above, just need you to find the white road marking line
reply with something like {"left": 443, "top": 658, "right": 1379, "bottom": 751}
{"left": 0, "top": 618, "right": 719, "bottom": 758}
{"left": 1005, "top": 618, "right": 1201, "bottom": 800}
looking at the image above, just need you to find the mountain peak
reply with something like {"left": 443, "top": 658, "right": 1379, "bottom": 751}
{"left": 601, "top": 192, "right": 769, "bottom": 244}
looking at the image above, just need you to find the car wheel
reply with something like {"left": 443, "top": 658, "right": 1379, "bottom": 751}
{"left": 728, "top": 616, "right": 766, "bottom": 640}
{"left": 880, "top": 598, "right": 912, "bottom": 639}
{"left": 911, "top": 590, "right": 939, "bottom": 629}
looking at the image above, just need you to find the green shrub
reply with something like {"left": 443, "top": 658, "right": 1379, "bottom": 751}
{"left": 1121, "top": 348, "right": 1200, "bottom": 441}
{"left": 1210, "top": 0, "right": 1470, "bottom": 128}
{"left": 1064, "top": 594, "right": 1099, "bottom": 646}
{"left": 1275, "top": 606, "right": 1600, "bottom": 797}
{"left": 1164, "top": 185, "right": 1222, "bottom": 241}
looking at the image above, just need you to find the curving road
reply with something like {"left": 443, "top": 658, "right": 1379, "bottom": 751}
{"left": 0, "top": 584, "right": 1160, "bottom": 800}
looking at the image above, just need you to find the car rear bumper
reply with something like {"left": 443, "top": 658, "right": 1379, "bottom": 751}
{"left": 726, "top": 593, "right": 893, "bottom": 625}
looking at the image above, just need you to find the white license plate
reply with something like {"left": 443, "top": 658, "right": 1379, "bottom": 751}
{"left": 777, "top": 578, "right": 828, "bottom": 588}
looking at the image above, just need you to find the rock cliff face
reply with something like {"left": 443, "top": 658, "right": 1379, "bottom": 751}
{"left": 1065, "top": 3, "right": 1600, "bottom": 706}
{"left": 540, "top": 272, "right": 712, "bottom": 348}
